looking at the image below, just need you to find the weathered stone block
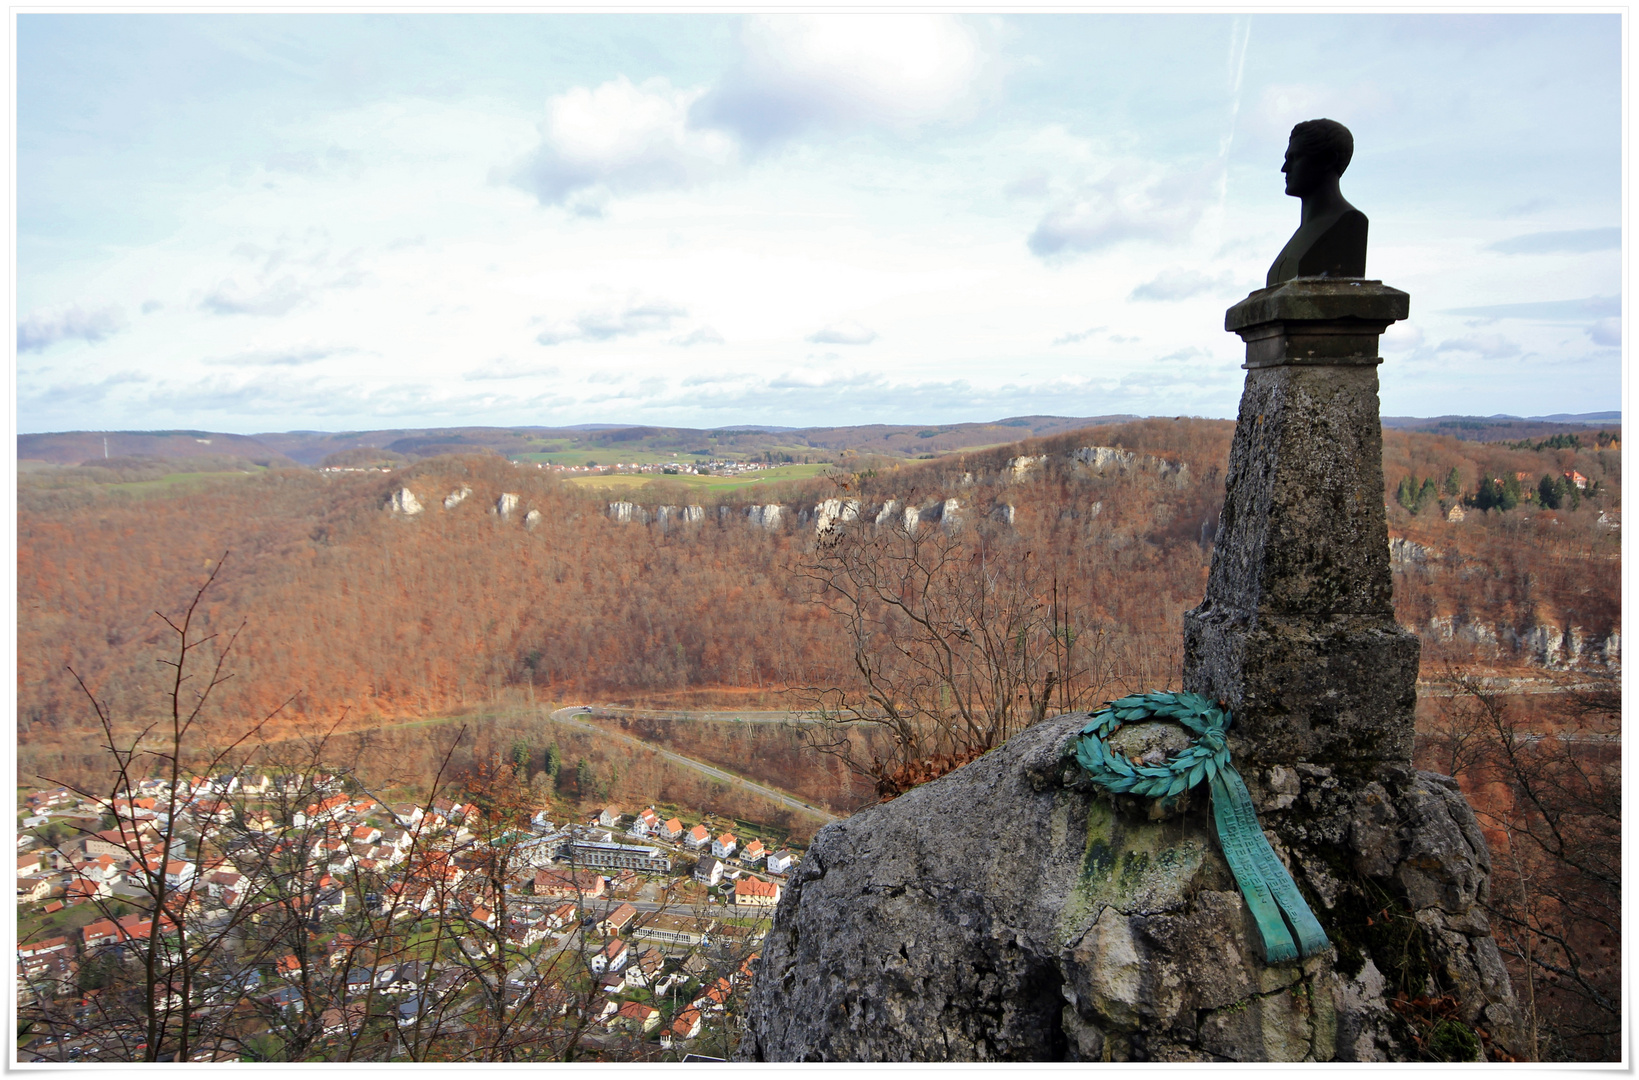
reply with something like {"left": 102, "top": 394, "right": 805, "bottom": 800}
{"left": 1183, "top": 611, "right": 1419, "bottom": 769}
{"left": 1184, "top": 279, "right": 1417, "bottom": 770}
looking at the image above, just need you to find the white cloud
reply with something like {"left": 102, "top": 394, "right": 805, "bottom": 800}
{"left": 1052, "top": 326, "right": 1103, "bottom": 346}
{"left": 512, "top": 76, "right": 739, "bottom": 206}
{"left": 672, "top": 326, "right": 725, "bottom": 347}
{"left": 697, "top": 15, "right": 985, "bottom": 144}
{"left": 807, "top": 321, "right": 878, "bottom": 345}
{"left": 1381, "top": 322, "right": 1426, "bottom": 351}
{"left": 463, "top": 359, "right": 563, "bottom": 381}
{"left": 192, "top": 239, "right": 367, "bottom": 321}
{"left": 1587, "top": 317, "right": 1620, "bottom": 347}
{"left": 1004, "top": 169, "right": 1051, "bottom": 200}
{"left": 1129, "top": 269, "right": 1239, "bottom": 302}
{"left": 1442, "top": 296, "right": 1619, "bottom": 321}
{"left": 120, "top": 372, "right": 577, "bottom": 424}
{"left": 535, "top": 297, "right": 688, "bottom": 346}
{"left": 508, "top": 17, "right": 986, "bottom": 208}
{"left": 17, "top": 304, "right": 126, "bottom": 352}
{"left": 1028, "top": 165, "right": 1215, "bottom": 259}
{"left": 1437, "top": 333, "right": 1521, "bottom": 359}
{"left": 1246, "top": 82, "right": 1394, "bottom": 144}
{"left": 200, "top": 276, "right": 310, "bottom": 316}
{"left": 1487, "top": 228, "right": 1621, "bottom": 255}
{"left": 22, "top": 370, "right": 149, "bottom": 409}
{"left": 202, "top": 344, "right": 355, "bottom": 367}
{"left": 599, "top": 365, "right": 1239, "bottom": 425}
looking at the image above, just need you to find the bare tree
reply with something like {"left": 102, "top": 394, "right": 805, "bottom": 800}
{"left": 1416, "top": 672, "right": 1620, "bottom": 1062}
{"left": 793, "top": 509, "right": 1110, "bottom": 802}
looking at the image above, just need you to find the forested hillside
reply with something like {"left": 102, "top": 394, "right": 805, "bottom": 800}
{"left": 17, "top": 419, "right": 1620, "bottom": 788}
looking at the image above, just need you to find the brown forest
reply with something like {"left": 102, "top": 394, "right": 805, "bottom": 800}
{"left": 18, "top": 417, "right": 1620, "bottom": 795}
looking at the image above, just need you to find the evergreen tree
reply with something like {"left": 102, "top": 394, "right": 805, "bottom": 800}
{"left": 1501, "top": 474, "right": 1522, "bottom": 510}
{"left": 1416, "top": 477, "right": 1438, "bottom": 511}
{"left": 574, "top": 758, "right": 592, "bottom": 798}
{"left": 544, "top": 743, "right": 561, "bottom": 780}
{"left": 510, "top": 739, "right": 532, "bottom": 779}
{"left": 1443, "top": 467, "right": 1462, "bottom": 498}
{"left": 1538, "top": 474, "right": 1561, "bottom": 509}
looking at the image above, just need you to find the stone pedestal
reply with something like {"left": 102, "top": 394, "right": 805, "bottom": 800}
{"left": 1183, "top": 279, "right": 1415, "bottom": 773}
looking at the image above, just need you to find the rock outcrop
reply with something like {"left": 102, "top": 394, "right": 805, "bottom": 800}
{"left": 815, "top": 498, "right": 861, "bottom": 536}
{"left": 1009, "top": 454, "right": 1047, "bottom": 480}
{"left": 738, "top": 716, "right": 1523, "bottom": 1062}
{"left": 1072, "top": 445, "right": 1189, "bottom": 484}
{"left": 386, "top": 488, "right": 423, "bottom": 515}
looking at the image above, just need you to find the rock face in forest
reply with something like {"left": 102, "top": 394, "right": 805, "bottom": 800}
{"left": 736, "top": 715, "right": 1524, "bottom": 1062}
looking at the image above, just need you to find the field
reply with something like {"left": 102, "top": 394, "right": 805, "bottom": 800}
{"left": 511, "top": 449, "right": 711, "bottom": 467}
{"left": 562, "top": 463, "right": 834, "bottom": 493}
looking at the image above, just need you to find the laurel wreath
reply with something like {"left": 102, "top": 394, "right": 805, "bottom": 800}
{"left": 1069, "top": 689, "right": 1332, "bottom": 964}
{"left": 1071, "top": 691, "right": 1230, "bottom": 801}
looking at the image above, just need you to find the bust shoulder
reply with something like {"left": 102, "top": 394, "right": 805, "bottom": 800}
{"left": 1267, "top": 208, "right": 1368, "bottom": 287}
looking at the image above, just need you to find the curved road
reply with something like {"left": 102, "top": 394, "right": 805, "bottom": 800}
{"left": 579, "top": 704, "right": 829, "bottom": 725}
{"left": 548, "top": 706, "right": 838, "bottom": 823}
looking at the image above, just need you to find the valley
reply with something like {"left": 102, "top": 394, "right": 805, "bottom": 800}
{"left": 16, "top": 415, "right": 1619, "bottom": 810}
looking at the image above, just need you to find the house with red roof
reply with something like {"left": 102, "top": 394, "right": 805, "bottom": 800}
{"left": 734, "top": 876, "right": 782, "bottom": 908}
{"left": 668, "top": 1006, "right": 703, "bottom": 1042}
{"left": 534, "top": 868, "right": 604, "bottom": 900}
{"left": 598, "top": 902, "right": 638, "bottom": 936}
{"left": 613, "top": 1001, "right": 661, "bottom": 1033}
{"left": 588, "top": 937, "right": 629, "bottom": 974}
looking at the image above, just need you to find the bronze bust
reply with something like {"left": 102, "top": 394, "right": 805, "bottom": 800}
{"left": 1266, "top": 119, "right": 1367, "bottom": 287}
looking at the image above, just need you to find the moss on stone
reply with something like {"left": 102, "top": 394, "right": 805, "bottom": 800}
{"left": 1428, "top": 1019, "right": 1480, "bottom": 1062}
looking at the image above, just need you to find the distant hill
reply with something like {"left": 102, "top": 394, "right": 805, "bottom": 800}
{"left": 1382, "top": 413, "right": 1621, "bottom": 443}
{"left": 19, "top": 411, "right": 1617, "bottom": 466}
{"left": 17, "top": 430, "right": 297, "bottom": 466}
{"left": 18, "top": 417, "right": 1142, "bottom": 467}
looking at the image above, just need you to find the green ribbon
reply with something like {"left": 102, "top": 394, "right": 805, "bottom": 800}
{"left": 1070, "top": 691, "right": 1329, "bottom": 965}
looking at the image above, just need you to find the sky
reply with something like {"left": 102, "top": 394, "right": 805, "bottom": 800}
{"left": 13, "top": 13, "right": 1624, "bottom": 435}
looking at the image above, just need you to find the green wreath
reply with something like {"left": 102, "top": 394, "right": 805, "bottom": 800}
{"left": 1070, "top": 691, "right": 1330, "bottom": 965}
{"left": 1072, "top": 691, "right": 1230, "bottom": 800}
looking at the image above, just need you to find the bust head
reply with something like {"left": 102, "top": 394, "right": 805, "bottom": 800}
{"left": 1282, "top": 119, "right": 1354, "bottom": 198}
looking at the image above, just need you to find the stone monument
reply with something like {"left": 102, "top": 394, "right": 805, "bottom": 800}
{"left": 737, "top": 121, "right": 1523, "bottom": 1063}
{"left": 1183, "top": 117, "right": 1415, "bottom": 774}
